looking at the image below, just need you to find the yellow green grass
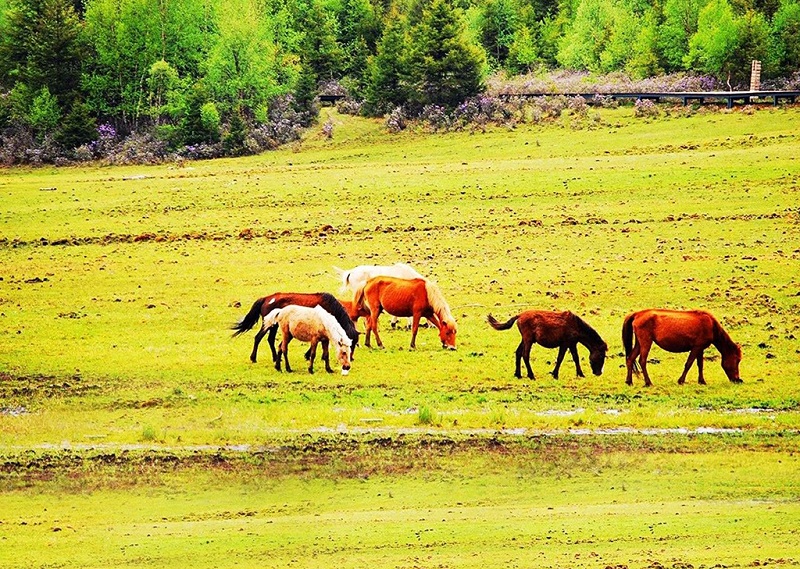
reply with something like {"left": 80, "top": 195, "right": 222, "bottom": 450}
{"left": 1, "top": 105, "right": 800, "bottom": 566}
{"left": 2, "top": 448, "right": 799, "bottom": 568}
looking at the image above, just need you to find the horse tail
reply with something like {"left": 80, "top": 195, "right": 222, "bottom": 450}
{"left": 333, "top": 266, "right": 349, "bottom": 293}
{"left": 487, "top": 313, "right": 518, "bottom": 331}
{"left": 352, "top": 284, "right": 367, "bottom": 314}
{"left": 622, "top": 312, "right": 639, "bottom": 373}
{"left": 262, "top": 307, "right": 282, "bottom": 331}
{"left": 231, "top": 297, "right": 266, "bottom": 337}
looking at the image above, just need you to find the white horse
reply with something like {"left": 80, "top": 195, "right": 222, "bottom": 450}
{"left": 263, "top": 305, "right": 352, "bottom": 375}
{"left": 333, "top": 263, "right": 425, "bottom": 329}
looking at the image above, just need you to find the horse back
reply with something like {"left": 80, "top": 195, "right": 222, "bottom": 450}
{"left": 365, "top": 277, "right": 429, "bottom": 317}
{"left": 516, "top": 310, "right": 581, "bottom": 347}
{"left": 633, "top": 309, "right": 717, "bottom": 352}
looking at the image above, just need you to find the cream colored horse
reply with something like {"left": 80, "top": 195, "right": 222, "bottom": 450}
{"left": 263, "top": 305, "right": 352, "bottom": 375}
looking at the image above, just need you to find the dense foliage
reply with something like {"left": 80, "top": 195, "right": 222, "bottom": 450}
{"left": 0, "top": 0, "right": 798, "bottom": 164}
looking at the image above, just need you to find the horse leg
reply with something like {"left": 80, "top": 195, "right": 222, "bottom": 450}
{"left": 251, "top": 325, "right": 271, "bottom": 363}
{"left": 569, "top": 344, "right": 584, "bottom": 378}
{"left": 625, "top": 342, "right": 641, "bottom": 386}
{"left": 551, "top": 346, "right": 568, "bottom": 379}
{"left": 637, "top": 340, "right": 653, "bottom": 387}
{"left": 677, "top": 348, "right": 704, "bottom": 384}
{"left": 283, "top": 336, "right": 292, "bottom": 373}
{"left": 307, "top": 340, "right": 316, "bottom": 374}
{"left": 370, "top": 310, "right": 384, "bottom": 349}
{"left": 522, "top": 339, "right": 535, "bottom": 380}
{"left": 409, "top": 314, "right": 422, "bottom": 349}
{"left": 696, "top": 351, "right": 706, "bottom": 385}
{"left": 514, "top": 342, "right": 524, "bottom": 379}
{"left": 321, "top": 338, "right": 333, "bottom": 373}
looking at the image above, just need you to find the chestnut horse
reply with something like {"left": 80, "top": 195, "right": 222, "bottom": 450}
{"left": 353, "top": 277, "right": 457, "bottom": 350}
{"left": 263, "top": 305, "right": 351, "bottom": 375}
{"left": 487, "top": 311, "right": 607, "bottom": 379}
{"left": 622, "top": 309, "right": 742, "bottom": 386}
{"left": 231, "top": 292, "right": 359, "bottom": 363}
{"left": 334, "top": 262, "right": 424, "bottom": 328}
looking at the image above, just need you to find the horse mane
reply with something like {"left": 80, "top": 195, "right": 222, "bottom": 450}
{"left": 319, "top": 293, "right": 359, "bottom": 341}
{"left": 313, "top": 305, "right": 351, "bottom": 346}
{"left": 572, "top": 313, "right": 606, "bottom": 349}
{"left": 424, "top": 280, "right": 457, "bottom": 329}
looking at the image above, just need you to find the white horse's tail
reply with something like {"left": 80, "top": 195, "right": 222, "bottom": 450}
{"left": 262, "top": 308, "right": 282, "bottom": 331}
{"left": 332, "top": 266, "right": 350, "bottom": 294}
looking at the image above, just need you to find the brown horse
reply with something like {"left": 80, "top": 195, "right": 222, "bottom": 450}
{"left": 487, "top": 311, "right": 607, "bottom": 379}
{"left": 353, "top": 277, "right": 457, "bottom": 350}
{"left": 231, "top": 292, "right": 359, "bottom": 363}
{"left": 622, "top": 309, "right": 742, "bottom": 386}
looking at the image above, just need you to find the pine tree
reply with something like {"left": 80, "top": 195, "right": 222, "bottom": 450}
{"left": 405, "top": 0, "right": 485, "bottom": 111}
{"left": 364, "top": 8, "right": 409, "bottom": 115}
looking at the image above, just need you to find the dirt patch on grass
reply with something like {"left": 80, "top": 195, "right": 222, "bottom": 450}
{"left": 2, "top": 430, "right": 797, "bottom": 489}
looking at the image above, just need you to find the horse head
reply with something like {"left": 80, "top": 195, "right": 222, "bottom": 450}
{"left": 589, "top": 342, "right": 608, "bottom": 375}
{"left": 335, "top": 337, "right": 352, "bottom": 375}
{"left": 438, "top": 321, "right": 457, "bottom": 350}
{"left": 721, "top": 343, "right": 743, "bottom": 383}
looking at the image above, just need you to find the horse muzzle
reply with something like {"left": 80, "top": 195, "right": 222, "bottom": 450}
{"left": 341, "top": 365, "right": 351, "bottom": 375}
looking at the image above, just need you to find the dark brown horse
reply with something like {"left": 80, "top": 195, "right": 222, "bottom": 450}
{"left": 488, "top": 310, "right": 607, "bottom": 379}
{"left": 231, "top": 292, "right": 360, "bottom": 363}
{"left": 353, "top": 277, "right": 457, "bottom": 350}
{"left": 622, "top": 309, "right": 742, "bottom": 386}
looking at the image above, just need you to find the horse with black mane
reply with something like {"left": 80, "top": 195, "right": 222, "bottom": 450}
{"left": 487, "top": 310, "right": 607, "bottom": 379}
{"left": 622, "top": 308, "right": 742, "bottom": 386}
{"left": 231, "top": 292, "right": 360, "bottom": 363}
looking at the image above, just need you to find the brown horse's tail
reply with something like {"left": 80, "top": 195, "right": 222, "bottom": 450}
{"left": 622, "top": 312, "right": 640, "bottom": 373}
{"left": 231, "top": 297, "right": 266, "bottom": 337}
{"left": 352, "top": 285, "right": 368, "bottom": 315}
{"left": 487, "top": 313, "right": 518, "bottom": 331}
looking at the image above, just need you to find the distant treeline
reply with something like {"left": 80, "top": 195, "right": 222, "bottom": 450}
{"left": 0, "top": 0, "right": 798, "bottom": 163}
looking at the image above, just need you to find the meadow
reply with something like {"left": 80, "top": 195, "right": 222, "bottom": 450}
{"left": 1, "top": 104, "right": 799, "bottom": 567}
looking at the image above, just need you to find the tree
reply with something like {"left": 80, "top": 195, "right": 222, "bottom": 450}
{"left": 479, "top": 0, "right": 520, "bottom": 67}
{"left": 405, "top": 0, "right": 485, "bottom": 110}
{"left": 658, "top": 0, "right": 710, "bottom": 71}
{"left": 770, "top": 0, "right": 800, "bottom": 76}
{"left": 0, "top": 0, "right": 86, "bottom": 103}
{"left": 685, "top": 0, "right": 740, "bottom": 82}
{"left": 203, "top": 0, "right": 281, "bottom": 114}
{"left": 364, "top": 7, "right": 409, "bottom": 115}
{"left": 557, "top": 0, "right": 618, "bottom": 71}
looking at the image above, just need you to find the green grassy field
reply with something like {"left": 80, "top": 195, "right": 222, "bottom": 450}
{"left": 2, "top": 104, "right": 800, "bottom": 566}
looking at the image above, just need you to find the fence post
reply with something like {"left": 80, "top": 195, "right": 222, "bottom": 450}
{"left": 750, "top": 60, "right": 762, "bottom": 92}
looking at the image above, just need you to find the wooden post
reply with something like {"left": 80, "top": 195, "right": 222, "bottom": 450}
{"left": 750, "top": 60, "right": 762, "bottom": 92}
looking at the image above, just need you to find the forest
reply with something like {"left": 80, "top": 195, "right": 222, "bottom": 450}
{"left": 1, "top": 0, "right": 799, "bottom": 164}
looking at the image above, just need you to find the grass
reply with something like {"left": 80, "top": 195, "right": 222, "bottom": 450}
{"left": 1, "top": 447, "right": 799, "bottom": 568}
{"left": 1, "top": 103, "right": 800, "bottom": 566}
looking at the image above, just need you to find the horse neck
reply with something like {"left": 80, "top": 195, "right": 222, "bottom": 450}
{"left": 425, "top": 281, "right": 455, "bottom": 326}
{"left": 574, "top": 316, "right": 604, "bottom": 352}
{"left": 712, "top": 320, "right": 736, "bottom": 355}
{"left": 321, "top": 313, "right": 347, "bottom": 344}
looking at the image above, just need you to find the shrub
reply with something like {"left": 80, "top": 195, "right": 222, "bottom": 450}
{"left": 386, "top": 106, "right": 407, "bottom": 133}
{"left": 634, "top": 98, "right": 660, "bottom": 118}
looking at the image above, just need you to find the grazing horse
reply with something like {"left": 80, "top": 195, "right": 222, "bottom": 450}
{"left": 487, "top": 311, "right": 607, "bottom": 379}
{"left": 622, "top": 309, "right": 742, "bottom": 386}
{"left": 334, "top": 262, "right": 424, "bottom": 329}
{"left": 231, "top": 292, "right": 359, "bottom": 363}
{"left": 353, "top": 277, "right": 457, "bottom": 350}
{"left": 263, "top": 305, "right": 352, "bottom": 374}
